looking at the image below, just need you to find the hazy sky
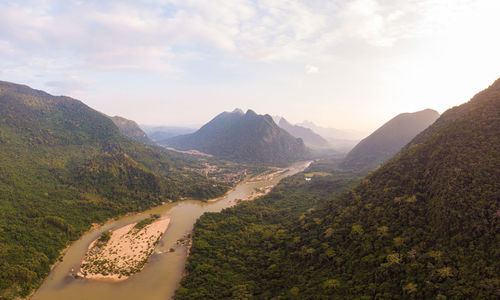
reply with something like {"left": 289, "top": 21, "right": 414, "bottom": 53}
{"left": 1, "top": 0, "right": 499, "bottom": 132}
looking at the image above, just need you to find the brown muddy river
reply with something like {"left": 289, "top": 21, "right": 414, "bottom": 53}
{"left": 32, "top": 161, "right": 311, "bottom": 300}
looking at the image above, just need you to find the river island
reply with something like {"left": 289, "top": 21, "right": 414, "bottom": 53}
{"left": 78, "top": 214, "right": 170, "bottom": 281}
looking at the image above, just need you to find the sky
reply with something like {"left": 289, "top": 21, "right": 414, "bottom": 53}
{"left": 1, "top": 0, "right": 499, "bottom": 133}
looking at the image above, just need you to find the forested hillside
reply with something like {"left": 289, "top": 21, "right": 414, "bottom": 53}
{"left": 177, "top": 79, "right": 500, "bottom": 299}
{"left": 0, "top": 81, "right": 228, "bottom": 298}
{"left": 176, "top": 170, "right": 361, "bottom": 299}
{"left": 110, "top": 115, "right": 153, "bottom": 144}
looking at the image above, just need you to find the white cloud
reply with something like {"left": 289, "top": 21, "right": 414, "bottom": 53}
{"left": 305, "top": 65, "right": 319, "bottom": 74}
{"left": 1, "top": 0, "right": 492, "bottom": 74}
{"left": 0, "top": 0, "right": 333, "bottom": 70}
{"left": 0, "top": 40, "right": 16, "bottom": 56}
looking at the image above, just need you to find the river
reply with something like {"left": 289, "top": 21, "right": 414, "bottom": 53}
{"left": 32, "top": 160, "right": 311, "bottom": 300}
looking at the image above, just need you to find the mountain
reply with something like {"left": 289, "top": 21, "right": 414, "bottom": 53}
{"left": 298, "top": 120, "right": 366, "bottom": 140}
{"left": 0, "top": 81, "right": 227, "bottom": 298}
{"left": 277, "top": 118, "right": 329, "bottom": 148}
{"left": 176, "top": 78, "right": 500, "bottom": 299}
{"left": 272, "top": 115, "right": 282, "bottom": 124}
{"left": 297, "top": 120, "right": 363, "bottom": 152}
{"left": 110, "top": 115, "right": 153, "bottom": 144}
{"left": 141, "top": 125, "right": 197, "bottom": 142}
{"left": 163, "top": 109, "right": 308, "bottom": 165}
{"left": 277, "top": 77, "right": 500, "bottom": 298}
{"left": 339, "top": 109, "right": 439, "bottom": 171}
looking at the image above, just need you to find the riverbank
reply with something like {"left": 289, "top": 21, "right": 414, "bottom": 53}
{"left": 247, "top": 168, "right": 289, "bottom": 182}
{"left": 78, "top": 216, "right": 171, "bottom": 281}
{"left": 32, "top": 161, "right": 312, "bottom": 300}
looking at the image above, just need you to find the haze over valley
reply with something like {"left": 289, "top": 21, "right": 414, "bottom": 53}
{"left": 0, "top": 1, "right": 498, "bottom": 299}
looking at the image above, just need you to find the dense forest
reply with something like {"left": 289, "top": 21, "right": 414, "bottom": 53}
{"left": 176, "top": 170, "right": 361, "bottom": 299}
{"left": 177, "top": 79, "right": 500, "bottom": 299}
{"left": 110, "top": 115, "right": 154, "bottom": 145}
{"left": 0, "top": 81, "right": 229, "bottom": 298}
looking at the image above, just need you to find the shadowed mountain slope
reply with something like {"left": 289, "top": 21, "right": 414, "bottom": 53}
{"left": 110, "top": 115, "right": 153, "bottom": 144}
{"left": 278, "top": 118, "right": 329, "bottom": 148}
{"left": 163, "top": 109, "right": 308, "bottom": 165}
{"left": 340, "top": 109, "right": 439, "bottom": 171}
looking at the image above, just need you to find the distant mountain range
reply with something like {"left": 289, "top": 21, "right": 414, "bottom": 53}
{"left": 297, "top": 120, "right": 367, "bottom": 141}
{"left": 273, "top": 117, "right": 364, "bottom": 152}
{"left": 141, "top": 125, "right": 197, "bottom": 142}
{"left": 277, "top": 118, "right": 329, "bottom": 148}
{"left": 299, "top": 120, "right": 366, "bottom": 149}
{"left": 110, "top": 115, "right": 153, "bottom": 144}
{"left": 340, "top": 108, "right": 440, "bottom": 171}
{"left": 163, "top": 109, "right": 308, "bottom": 165}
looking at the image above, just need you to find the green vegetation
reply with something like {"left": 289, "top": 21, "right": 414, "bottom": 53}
{"left": 177, "top": 79, "right": 500, "bottom": 298}
{"left": 176, "top": 170, "right": 360, "bottom": 299}
{"left": 163, "top": 109, "right": 308, "bottom": 166}
{"left": 98, "top": 231, "right": 112, "bottom": 243}
{"left": 94, "top": 231, "right": 112, "bottom": 248}
{"left": 134, "top": 214, "right": 160, "bottom": 230}
{"left": 0, "top": 81, "right": 230, "bottom": 298}
{"left": 110, "top": 115, "right": 153, "bottom": 145}
{"left": 303, "top": 171, "right": 331, "bottom": 178}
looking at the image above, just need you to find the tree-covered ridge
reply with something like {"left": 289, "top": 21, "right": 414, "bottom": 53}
{"left": 110, "top": 115, "right": 154, "bottom": 145}
{"left": 177, "top": 78, "right": 499, "bottom": 299}
{"left": 340, "top": 108, "right": 440, "bottom": 172}
{"left": 163, "top": 109, "right": 308, "bottom": 166}
{"left": 286, "top": 78, "right": 500, "bottom": 298}
{"left": 176, "top": 171, "right": 361, "bottom": 299}
{"left": 0, "top": 81, "right": 229, "bottom": 298}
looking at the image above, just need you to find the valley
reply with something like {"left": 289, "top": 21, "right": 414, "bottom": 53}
{"left": 1, "top": 2, "right": 498, "bottom": 299}
{"left": 0, "top": 78, "right": 498, "bottom": 299}
{"left": 176, "top": 79, "right": 500, "bottom": 299}
{"left": 31, "top": 161, "right": 311, "bottom": 300}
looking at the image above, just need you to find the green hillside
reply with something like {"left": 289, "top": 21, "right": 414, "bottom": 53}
{"left": 176, "top": 171, "right": 361, "bottom": 299}
{"left": 110, "top": 115, "right": 154, "bottom": 145}
{"left": 0, "top": 81, "right": 228, "bottom": 298}
{"left": 177, "top": 79, "right": 500, "bottom": 299}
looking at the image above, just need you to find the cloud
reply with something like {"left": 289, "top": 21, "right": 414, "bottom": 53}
{"left": 0, "top": 0, "right": 498, "bottom": 75}
{"left": 305, "top": 65, "right": 319, "bottom": 74}
{"left": 0, "top": 0, "right": 332, "bottom": 71}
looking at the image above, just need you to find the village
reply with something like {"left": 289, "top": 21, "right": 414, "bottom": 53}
{"left": 187, "top": 162, "right": 249, "bottom": 185}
